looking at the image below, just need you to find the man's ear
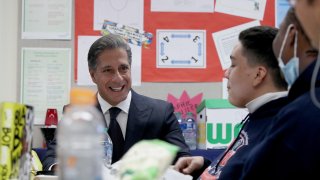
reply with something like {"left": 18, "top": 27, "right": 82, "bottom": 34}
{"left": 89, "top": 69, "right": 97, "bottom": 84}
{"left": 288, "top": 25, "right": 297, "bottom": 46}
{"left": 253, "top": 66, "right": 267, "bottom": 87}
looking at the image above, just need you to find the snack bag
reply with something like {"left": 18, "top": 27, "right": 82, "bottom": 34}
{"left": 117, "top": 139, "right": 179, "bottom": 180}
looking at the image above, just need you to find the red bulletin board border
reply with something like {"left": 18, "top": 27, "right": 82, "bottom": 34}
{"left": 75, "top": 0, "right": 275, "bottom": 83}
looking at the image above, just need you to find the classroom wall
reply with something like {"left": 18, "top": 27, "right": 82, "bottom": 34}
{"left": 0, "top": 0, "right": 19, "bottom": 102}
{"left": 1, "top": 0, "right": 223, "bottom": 148}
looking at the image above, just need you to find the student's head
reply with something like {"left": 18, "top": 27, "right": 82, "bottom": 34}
{"left": 273, "top": 7, "right": 318, "bottom": 86}
{"left": 88, "top": 34, "right": 132, "bottom": 106}
{"left": 294, "top": 0, "right": 320, "bottom": 49}
{"left": 224, "top": 26, "right": 287, "bottom": 108}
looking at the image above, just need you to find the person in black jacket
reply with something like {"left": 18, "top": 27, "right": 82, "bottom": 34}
{"left": 239, "top": 4, "right": 320, "bottom": 180}
{"left": 42, "top": 34, "right": 190, "bottom": 171}
{"left": 174, "top": 26, "right": 288, "bottom": 179}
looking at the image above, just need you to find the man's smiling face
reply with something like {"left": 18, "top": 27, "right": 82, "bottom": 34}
{"left": 90, "top": 48, "right": 132, "bottom": 106}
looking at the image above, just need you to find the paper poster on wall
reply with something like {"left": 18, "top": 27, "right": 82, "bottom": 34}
{"left": 76, "top": 0, "right": 275, "bottom": 82}
{"left": 167, "top": 90, "right": 203, "bottom": 119}
{"left": 212, "top": 20, "right": 260, "bottom": 70}
{"left": 151, "top": 0, "right": 214, "bottom": 13}
{"left": 215, "top": 0, "right": 267, "bottom": 20}
{"left": 21, "top": 0, "right": 72, "bottom": 39}
{"left": 275, "top": 0, "right": 290, "bottom": 28}
{"left": 21, "top": 48, "right": 71, "bottom": 125}
{"left": 93, "top": 0, "right": 144, "bottom": 31}
{"left": 77, "top": 36, "right": 142, "bottom": 86}
{"left": 101, "top": 20, "right": 153, "bottom": 48}
{"left": 156, "top": 30, "right": 206, "bottom": 68}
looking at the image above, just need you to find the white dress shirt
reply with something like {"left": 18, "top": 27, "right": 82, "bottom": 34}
{"left": 97, "top": 91, "right": 132, "bottom": 139}
{"left": 246, "top": 91, "right": 288, "bottom": 114}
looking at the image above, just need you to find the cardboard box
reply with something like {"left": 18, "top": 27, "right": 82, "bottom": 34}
{"left": 196, "top": 99, "right": 248, "bottom": 149}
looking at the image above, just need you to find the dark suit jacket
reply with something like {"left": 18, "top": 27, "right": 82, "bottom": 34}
{"left": 42, "top": 90, "right": 190, "bottom": 170}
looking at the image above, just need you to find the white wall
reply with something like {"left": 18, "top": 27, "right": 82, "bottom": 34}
{"left": 0, "top": 0, "right": 19, "bottom": 102}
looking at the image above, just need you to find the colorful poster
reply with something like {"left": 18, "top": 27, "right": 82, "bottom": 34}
{"left": 75, "top": 0, "right": 275, "bottom": 82}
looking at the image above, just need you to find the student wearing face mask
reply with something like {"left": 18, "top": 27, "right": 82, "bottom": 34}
{"left": 239, "top": 6, "right": 320, "bottom": 180}
{"left": 273, "top": 7, "right": 318, "bottom": 88}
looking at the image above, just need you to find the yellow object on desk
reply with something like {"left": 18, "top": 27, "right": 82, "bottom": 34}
{"left": 31, "top": 150, "right": 43, "bottom": 172}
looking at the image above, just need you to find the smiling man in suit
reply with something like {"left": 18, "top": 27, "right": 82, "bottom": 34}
{"left": 42, "top": 34, "right": 190, "bottom": 171}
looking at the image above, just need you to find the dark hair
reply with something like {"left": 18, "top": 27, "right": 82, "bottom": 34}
{"left": 284, "top": 7, "right": 311, "bottom": 44}
{"left": 87, "top": 34, "right": 132, "bottom": 70}
{"left": 239, "top": 26, "right": 288, "bottom": 89}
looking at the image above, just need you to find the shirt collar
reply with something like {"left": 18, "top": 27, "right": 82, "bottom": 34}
{"left": 246, "top": 91, "right": 288, "bottom": 113}
{"left": 97, "top": 90, "right": 131, "bottom": 114}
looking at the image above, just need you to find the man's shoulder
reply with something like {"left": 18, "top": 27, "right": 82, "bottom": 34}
{"left": 132, "top": 91, "right": 170, "bottom": 106}
{"left": 274, "top": 88, "right": 320, "bottom": 128}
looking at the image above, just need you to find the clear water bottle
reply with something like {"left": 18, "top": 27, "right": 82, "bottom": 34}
{"left": 174, "top": 112, "right": 186, "bottom": 133}
{"left": 57, "top": 88, "right": 104, "bottom": 180}
{"left": 102, "top": 128, "right": 113, "bottom": 168}
{"left": 184, "top": 112, "right": 197, "bottom": 150}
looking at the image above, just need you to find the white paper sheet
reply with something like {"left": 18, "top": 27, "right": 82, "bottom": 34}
{"left": 212, "top": 21, "right": 260, "bottom": 70}
{"left": 77, "top": 36, "right": 142, "bottom": 86}
{"left": 156, "top": 30, "right": 206, "bottom": 68}
{"left": 151, "top": 0, "right": 214, "bottom": 13}
{"left": 215, "top": 0, "right": 266, "bottom": 20}
{"left": 21, "top": 48, "right": 71, "bottom": 125}
{"left": 21, "top": 0, "right": 72, "bottom": 39}
{"left": 94, "top": 0, "right": 144, "bottom": 31}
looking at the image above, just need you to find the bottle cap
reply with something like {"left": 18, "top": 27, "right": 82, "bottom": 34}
{"left": 70, "top": 88, "right": 96, "bottom": 105}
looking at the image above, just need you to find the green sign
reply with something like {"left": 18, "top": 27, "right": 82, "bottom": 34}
{"left": 207, "top": 123, "right": 242, "bottom": 145}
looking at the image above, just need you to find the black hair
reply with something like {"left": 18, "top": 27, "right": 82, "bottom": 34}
{"left": 239, "top": 26, "right": 288, "bottom": 89}
{"left": 87, "top": 34, "right": 132, "bottom": 70}
{"left": 285, "top": 7, "right": 312, "bottom": 44}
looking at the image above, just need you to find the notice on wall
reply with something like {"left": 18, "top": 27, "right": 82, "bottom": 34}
{"left": 156, "top": 30, "right": 206, "bottom": 68}
{"left": 212, "top": 20, "right": 260, "bottom": 70}
{"left": 151, "top": 0, "right": 214, "bottom": 13}
{"left": 94, "top": 0, "right": 144, "bottom": 31}
{"left": 21, "top": 48, "right": 71, "bottom": 124}
{"left": 21, "top": 0, "right": 72, "bottom": 39}
{"left": 215, "top": 0, "right": 267, "bottom": 20}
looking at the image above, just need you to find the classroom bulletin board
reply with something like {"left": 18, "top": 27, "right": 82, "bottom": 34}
{"left": 75, "top": 0, "right": 275, "bottom": 83}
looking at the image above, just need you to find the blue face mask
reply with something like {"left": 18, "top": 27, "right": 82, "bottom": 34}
{"left": 278, "top": 24, "right": 299, "bottom": 88}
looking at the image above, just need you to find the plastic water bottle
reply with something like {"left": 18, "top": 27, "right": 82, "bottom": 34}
{"left": 184, "top": 112, "right": 197, "bottom": 150}
{"left": 174, "top": 112, "right": 186, "bottom": 133}
{"left": 57, "top": 88, "right": 105, "bottom": 180}
{"left": 102, "top": 128, "right": 113, "bottom": 168}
